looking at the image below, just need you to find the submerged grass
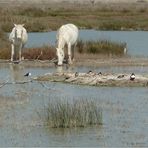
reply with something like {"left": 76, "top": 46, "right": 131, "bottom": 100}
{"left": 46, "top": 99, "right": 102, "bottom": 128}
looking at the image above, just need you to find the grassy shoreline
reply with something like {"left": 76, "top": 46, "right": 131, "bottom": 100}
{"left": 0, "top": 39, "right": 126, "bottom": 60}
{"left": 0, "top": 2, "right": 146, "bottom": 60}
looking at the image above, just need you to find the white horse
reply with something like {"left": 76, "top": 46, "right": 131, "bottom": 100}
{"left": 56, "top": 24, "right": 79, "bottom": 65}
{"left": 9, "top": 24, "right": 28, "bottom": 62}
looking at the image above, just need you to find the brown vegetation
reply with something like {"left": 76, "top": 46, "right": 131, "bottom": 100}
{"left": 0, "top": 3, "right": 148, "bottom": 32}
{"left": 22, "top": 46, "right": 56, "bottom": 60}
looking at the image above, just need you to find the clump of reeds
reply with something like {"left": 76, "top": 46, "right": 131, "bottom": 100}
{"left": 77, "top": 40, "right": 126, "bottom": 55}
{"left": 46, "top": 99, "right": 102, "bottom": 128}
{"left": 22, "top": 46, "right": 56, "bottom": 60}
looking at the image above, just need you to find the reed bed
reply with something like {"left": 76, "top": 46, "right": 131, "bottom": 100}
{"left": 22, "top": 46, "right": 56, "bottom": 60}
{"left": 77, "top": 40, "right": 126, "bottom": 55}
{"left": 46, "top": 99, "right": 102, "bottom": 128}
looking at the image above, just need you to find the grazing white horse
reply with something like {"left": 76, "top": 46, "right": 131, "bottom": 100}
{"left": 56, "top": 24, "right": 79, "bottom": 65}
{"left": 9, "top": 24, "right": 28, "bottom": 62}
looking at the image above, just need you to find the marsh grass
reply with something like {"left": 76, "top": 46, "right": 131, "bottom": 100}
{"left": 22, "top": 46, "right": 56, "bottom": 60}
{"left": 0, "top": 30, "right": 126, "bottom": 60}
{"left": 46, "top": 99, "right": 102, "bottom": 128}
{"left": 77, "top": 40, "right": 126, "bottom": 55}
{"left": 0, "top": 29, "right": 10, "bottom": 59}
{"left": 1, "top": 3, "right": 148, "bottom": 32}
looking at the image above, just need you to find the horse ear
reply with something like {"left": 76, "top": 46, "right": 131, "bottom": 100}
{"left": 14, "top": 24, "right": 17, "bottom": 27}
{"left": 22, "top": 24, "right": 25, "bottom": 27}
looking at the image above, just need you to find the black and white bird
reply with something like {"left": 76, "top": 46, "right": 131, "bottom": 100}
{"left": 130, "top": 73, "right": 135, "bottom": 81}
{"left": 98, "top": 72, "right": 102, "bottom": 75}
{"left": 117, "top": 74, "right": 124, "bottom": 79}
{"left": 87, "top": 70, "right": 93, "bottom": 74}
{"left": 24, "top": 72, "right": 31, "bottom": 77}
{"left": 87, "top": 70, "right": 96, "bottom": 76}
{"left": 75, "top": 72, "right": 79, "bottom": 77}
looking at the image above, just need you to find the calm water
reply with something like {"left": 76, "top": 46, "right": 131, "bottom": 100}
{"left": 26, "top": 30, "right": 148, "bottom": 57}
{"left": 0, "top": 63, "right": 148, "bottom": 147}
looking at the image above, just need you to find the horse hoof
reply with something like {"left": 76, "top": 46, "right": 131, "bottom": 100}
{"left": 13, "top": 61, "right": 20, "bottom": 64}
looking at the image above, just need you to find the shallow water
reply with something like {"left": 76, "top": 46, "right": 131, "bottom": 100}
{"left": 26, "top": 30, "right": 148, "bottom": 57}
{"left": 0, "top": 63, "right": 148, "bottom": 147}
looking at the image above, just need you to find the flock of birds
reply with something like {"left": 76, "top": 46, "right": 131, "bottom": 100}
{"left": 74, "top": 70, "right": 136, "bottom": 81}
{"left": 24, "top": 70, "right": 135, "bottom": 82}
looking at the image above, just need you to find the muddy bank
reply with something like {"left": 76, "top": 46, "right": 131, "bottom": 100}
{"left": 1, "top": 58, "right": 148, "bottom": 87}
{"left": 35, "top": 71, "right": 148, "bottom": 87}
{"left": 1, "top": 57, "right": 148, "bottom": 67}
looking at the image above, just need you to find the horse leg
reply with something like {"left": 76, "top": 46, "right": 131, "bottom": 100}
{"left": 72, "top": 42, "right": 77, "bottom": 62}
{"left": 19, "top": 44, "right": 22, "bottom": 61}
{"left": 11, "top": 44, "right": 14, "bottom": 62}
{"left": 68, "top": 43, "right": 72, "bottom": 64}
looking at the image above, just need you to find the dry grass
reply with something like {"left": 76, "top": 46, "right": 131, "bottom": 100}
{"left": 1, "top": 3, "right": 148, "bottom": 32}
{"left": 22, "top": 46, "right": 56, "bottom": 60}
{"left": 0, "top": 29, "right": 10, "bottom": 59}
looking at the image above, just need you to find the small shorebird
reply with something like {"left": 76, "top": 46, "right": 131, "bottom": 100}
{"left": 98, "top": 72, "right": 102, "bottom": 75}
{"left": 87, "top": 70, "right": 93, "bottom": 74}
{"left": 75, "top": 72, "right": 79, "bottom": 77}
{"left": 117, "top": 74, "right": 124, "bottom": 79}
{"left": 24, "top": 72, "right": 31, "bottom": 77}
{"left": 130, "top": 73, "right": 135, "bottom": 81}
{"left": 87, "top": 70, "right": 96, "bottom": 76}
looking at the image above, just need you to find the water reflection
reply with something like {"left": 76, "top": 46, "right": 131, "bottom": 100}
{"left": 9, "top": 63, "right": 25, "bottom": 81}
{"left": 0, "top": 64, "right": 148, "bottom": 146}
{"left": 56, "top": 66, "right": 63, "bottom": 73}
{"left": 56, "top": 65, "right": 75, "bottom": 73}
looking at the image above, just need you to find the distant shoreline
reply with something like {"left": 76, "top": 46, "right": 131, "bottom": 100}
{"left": 0, "top": 0, "right": 147, "bottom": 5}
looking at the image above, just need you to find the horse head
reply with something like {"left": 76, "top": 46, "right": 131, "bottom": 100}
{"left": 56, "top": 47, "right": 64, "bottom": 65}
{"left": 14, "top": 24, "right": 24, "bottom": 40}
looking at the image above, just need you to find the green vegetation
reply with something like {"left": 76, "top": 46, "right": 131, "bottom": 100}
{"left": 46, "top": 99, "right": 102, "bottom": 128}
{"left": 77, "top": 40, "right": 126, "bottom": 55}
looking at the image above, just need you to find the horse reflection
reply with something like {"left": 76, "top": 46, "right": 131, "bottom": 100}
{"left": 9, "top": 64, "right": 25, "bottom": 81}
{"left": 56, "top": 64, "right": 74, "bottom": 73}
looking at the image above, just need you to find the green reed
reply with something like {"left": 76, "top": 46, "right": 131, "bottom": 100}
{"left": 77, "top": 40, "right": 126, "bottom": 55}
{"left": 46, "top": 99, "right": 102, "bottom": 128}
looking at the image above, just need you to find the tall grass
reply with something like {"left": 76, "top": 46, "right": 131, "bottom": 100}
{"left": 77, "top": 40, "right": 126, "bottom": 55}
{"left": 46, "top": 99, "right": 102, "bottom": 128}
